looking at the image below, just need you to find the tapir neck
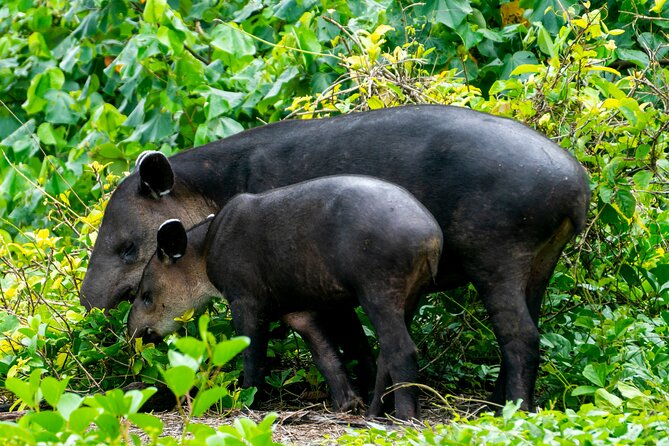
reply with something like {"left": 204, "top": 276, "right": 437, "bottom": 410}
{"left": 185, "top": 219, "right": 221, "bottom": 296}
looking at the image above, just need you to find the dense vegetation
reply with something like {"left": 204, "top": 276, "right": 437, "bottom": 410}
{"left": 0, "top": 0, "right": 668, "bottom": 444}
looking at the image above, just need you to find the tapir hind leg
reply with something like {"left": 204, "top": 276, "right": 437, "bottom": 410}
{"left": 360, "top": 285, "right": 423, "bottom": 420}
{"left": 480, "top": 219, "right": 576, "bottom": 411}
{"left": 282, "top": 310, "right": 364, "bottom": 412}
{"left": 318, "top": 307, "right": 376, "bottom": 401}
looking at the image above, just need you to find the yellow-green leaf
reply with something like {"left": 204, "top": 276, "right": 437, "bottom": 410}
{"left": 144, "top": 0, "right": 167, "bottom": 24}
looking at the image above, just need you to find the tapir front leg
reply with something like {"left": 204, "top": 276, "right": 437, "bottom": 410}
{"left": 228, "top": 297, "right": 270, "bottom": 391}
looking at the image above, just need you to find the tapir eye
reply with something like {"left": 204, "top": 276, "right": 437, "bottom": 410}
{"left": 118, "top": 242, "right": 137, "bottom": 264}
{"left": 141, "top": 291, "right": 152, "bottom": 305}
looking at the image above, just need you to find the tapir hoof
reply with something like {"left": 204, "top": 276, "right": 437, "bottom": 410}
{"left": 335, "top": 395, "right": 365, "bottom": 414}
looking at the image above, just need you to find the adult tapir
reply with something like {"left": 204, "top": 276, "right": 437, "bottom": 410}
{"left": 128, "top": 175, "right": 443, "bottom": 419}
{"left": 81, "top": 104, "right": 590, "bottom": 412}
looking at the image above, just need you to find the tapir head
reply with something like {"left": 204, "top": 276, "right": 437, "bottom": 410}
{"left": 79, "top": 152, "right": 215, "bottom": 311}
{"left": 127, "top": 219, "right": 219, "bottom": 341}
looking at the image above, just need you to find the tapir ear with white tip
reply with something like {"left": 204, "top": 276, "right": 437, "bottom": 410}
{"left": 136, "top": 151, "right": 174, "bottom": 199}
{"left": 156, "top": 219, "right": 187, "bottom": 264}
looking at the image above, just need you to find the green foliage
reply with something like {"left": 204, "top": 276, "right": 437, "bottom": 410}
{"left": 0, "top": 0, "right": 668, "bottom": 444}
{"left": 0, "top": 315, "right": 275, "bottom": 445}
{"left": 336, "top": 400, "right": 669, "bottom": 445}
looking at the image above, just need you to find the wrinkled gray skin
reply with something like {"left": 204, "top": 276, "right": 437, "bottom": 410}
{"left": 82, "top": 105, "right": 591, "bottom": 413}
{"left": 128, "top": 176, "right": 443, "bottom": 420}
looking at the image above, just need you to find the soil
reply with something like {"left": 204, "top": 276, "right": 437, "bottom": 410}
{"left": 142, "top": 395, "right": 491, "bottom": 445}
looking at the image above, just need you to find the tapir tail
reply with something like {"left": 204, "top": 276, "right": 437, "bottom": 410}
{"left": 424, "top": 236, "right": 443, "bottom": 282}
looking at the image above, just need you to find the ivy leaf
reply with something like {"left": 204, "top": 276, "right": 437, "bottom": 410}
{"left": 210, "top": 23, "right": 256, "bottom": 66}
{"left": 615, "top": 48, "right": 650, "bottom": 68}
{"left": 44, "top": 90, "right": 81, "bottom": 125}
{"left": 594, "top": 388, "right": 623, "bottom": 412}
{"left": 91, "top": 103, "right": 126, "bottom": 137}
{"left": 204, "top": 88, "right": 244, "bottom": 120}
{"left": 420, "top": 0, "right": 473, "bottom": 29}
{"left": 143, "top": 0, "right": 167, "bottom": 24}
{"left": 22, "top": 68, "right": 65, "bottom": 115}
{"left": 582, "top": 363, "right": 608, "bottom": 387}
{"left": 176, "top": 51, "right": 205, "bottom": 88}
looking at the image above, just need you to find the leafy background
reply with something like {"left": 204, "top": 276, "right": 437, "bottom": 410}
{"left": 0, "top": 0, "right": 668, "bottom": 444}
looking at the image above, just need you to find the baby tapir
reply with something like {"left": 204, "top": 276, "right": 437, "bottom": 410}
{"left": 128, "top": 175, "right": 443, "bottom": 420}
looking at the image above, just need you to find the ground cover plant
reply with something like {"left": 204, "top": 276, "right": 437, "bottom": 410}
{"left": 0, "top": 0, "right": 668, "bottom": 444}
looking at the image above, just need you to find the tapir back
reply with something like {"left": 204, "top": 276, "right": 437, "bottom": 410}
{"left": 204, "top": 176, "right": 443, "bottom": 314}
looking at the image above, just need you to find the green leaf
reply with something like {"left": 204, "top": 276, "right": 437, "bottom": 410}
{"left": 175, "top": 336, "right": 206, "bottom": 361}
{"left": 367, "top": 96, "right": 384, "bottom": 110}
{"left": 28, "top": 32, "right": 51, "bottom": 58}
{"left": 125, "top": 388, "right": 157, "bottom": 414}
{"left": 537, "top": 25, "right": 557, "bottom": 59}
{"left": 420, "top": 0, "right": 473, "bottom": 29}
{"left": 30, "top": 7, "right": 53, "bottom": 32}
{"left": 615, "top": 189, "right": 636, "bottom": 218}
{"left": 28, "top": 411, "right": 65, "bottom": 433}
{"left": 36, "top": 123, "right": 66, "bottom": 148}
{"left": 571, "top": 385, "right": 598, "bottom": 396}
{"left": 128, "top": 413, "right": 164, "bottom": 436}
{"left": 167, "top": 349, "right": 201, "bottom": 371}
{"left": 0, "top": 423, "right": 35, "bottom": 445}
{"left": 510, "top": 64, "right": 544, "bottom": 76}
{"left": 144, "top": 0, "right": 167, "bottom": 24}
{"left": 616, "top": 382, "right": 648, "bottom": 400}
{"left": 210, "top": 23, "right": 256, "bottom": 65}
{"left": 95, "top": 413, "right": 121, "bottom": 439}
{"left": 68, "top": 407, "right": 100, "bottom": 434}
{"left": 619, "top": 264, "right": 639, "bottom": 287}
{"left": 272, "top": 0, "right": 318, "bottom": 21}
{"left": 192, "top": 386, "right": 229, "bottom": 417}
{"left": 91, "top": 103, "right": 126, "bottom": 136}
{"left": 162, "top": 365, "right": 196, "bottom": 398}
{"left": 594, "top": 388, "right": 623, "bottom": 411}
{"left": 43, "top": 90, "right": 81, "bottom": 125}
{"left": 205, "top": 88, "right": 245, "bottom": 121}
{"left": 582, "top": 363, "right": 608, "bottom": 387}
{"left": 501, "top": 51, "right": 538, "bottom": 79}
{"left": 194, "top": 118, "right": 244, "bottom": 146}
{"left": 292, "top": 26, "right": 321, "bottom": 68}
{"left": 633, "top": 170, "right": 652, "bottom": 189}
{"left": 157, "top": 26, "right": 184, "bottom": 55}
{"left": 40, "top": 376, "right": 70, "bottom": 408}
{"left": 127, "top": 109, "right": 176, "bottom": 144}
{"left": 6, "top": 377, "right": 39, "bottom": 409}
{"left": 198, "top": 314, "right": 211, "bottom": 341}
{"left": 57, "top": 393, "right": 83, "bottom": 421}
{"left": 94, "top": 142, "right": 124, "bottom": 160}
{"left": 176, "top": 51, "right": 204, "bottom": 88}
{"left": 616, "top": 48, "right": 650, "bottom": 68}
{"left": 212, "top": 336, "right": 250, "bottom": 366}
{"left": 23, "top": 68, "right": 65, "bottom": 115}
{"left": 0, "top": 313, "right": 20, "bottom": 333}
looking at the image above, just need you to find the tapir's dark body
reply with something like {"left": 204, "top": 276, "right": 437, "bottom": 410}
{"left": 129, "top": 176, "right": 443, "bottom": 419}
{"left": 82, "top": 105, "right": 591, "bottom": 411}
